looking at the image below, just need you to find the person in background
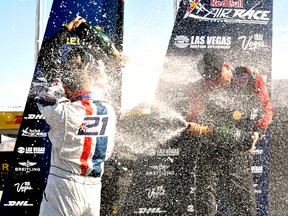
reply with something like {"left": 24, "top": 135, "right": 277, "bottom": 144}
{"left": 37, "top": 16, "right": 120, "bottom": 216}
{"left": 186, "top": 52, "right": 273, "bottom": 216}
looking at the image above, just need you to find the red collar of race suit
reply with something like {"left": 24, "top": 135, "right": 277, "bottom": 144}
{"left": 70, "top": 89, "right": 92, "bottom": 102}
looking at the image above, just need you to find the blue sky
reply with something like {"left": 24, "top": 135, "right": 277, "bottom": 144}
{"left": 0, "top": 0, "right": 287, "bottom": 108}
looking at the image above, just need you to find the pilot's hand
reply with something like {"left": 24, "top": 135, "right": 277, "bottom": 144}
{"left": 66, "top": 15, "right": 86, "bottom": 32}
{"left": 187, "top": 123, "right": 203, "bottom": 136}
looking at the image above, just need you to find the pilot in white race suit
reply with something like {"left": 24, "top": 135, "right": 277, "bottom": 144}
{"left": 36, "top": 16, "right": 125, "bottom": 216}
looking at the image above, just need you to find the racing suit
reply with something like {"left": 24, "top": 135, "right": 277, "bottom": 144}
{"left": 38, "top": 90, "right": 116, "bottom": 216}
{"left": 37, "top": 22, "right": 117, "bottom": 216}
{"left": 186, "top": 67, "right": 273, "bottom": 216}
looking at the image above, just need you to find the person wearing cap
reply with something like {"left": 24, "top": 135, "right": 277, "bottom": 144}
{"left": 186, "top": 53, "right": 273, "bottom": 215}
{"left": 37, "top": 17, "right": 117, "bottom": 216}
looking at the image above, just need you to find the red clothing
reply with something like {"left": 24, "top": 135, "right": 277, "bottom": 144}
{"left": 186, "top": 66, "right": 273, "bottom": 135}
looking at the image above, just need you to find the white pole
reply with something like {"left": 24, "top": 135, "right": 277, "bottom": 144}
{"left": 174, "top": 0, "right": 180, "bottom": 19}
{"left": 43, "top": 0, "right": 47, "bottom": 34}
{"left": 35, "top": 0, "right": 42, "bottom": 65}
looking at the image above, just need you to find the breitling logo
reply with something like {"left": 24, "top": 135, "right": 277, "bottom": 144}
{"left": 18, "top": 161, "right": 37, "bottom": 168}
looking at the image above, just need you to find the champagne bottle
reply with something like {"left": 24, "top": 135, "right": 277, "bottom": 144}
{"left": 187, "top": 123, "right": 212, "bottom": 135}
{"left": 73, "top": 22, "right": 115, "bottom": 56}
{"left": 200, "top": 126, "right": 209, "bottom": 134}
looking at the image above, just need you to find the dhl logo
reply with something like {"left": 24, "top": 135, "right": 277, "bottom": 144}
{"left": 0, "top": 112, "right": 23, "bottom": 129}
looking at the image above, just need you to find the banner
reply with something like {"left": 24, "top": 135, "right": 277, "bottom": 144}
{"left": 0, "top": 107, "right": 23, "bottom": 138}
{"left": 122, "top": 0, "right": 273, "bottom": 215}
{"left": 0, "top": 152, "right": 13, "bottom": 190}
{"left": 0, "top": 1, "right": 124, "bottom": 215}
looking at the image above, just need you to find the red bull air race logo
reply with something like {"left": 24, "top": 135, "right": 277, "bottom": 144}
{"left": 184, "top": 0, "right": 270, "bottom": 25}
